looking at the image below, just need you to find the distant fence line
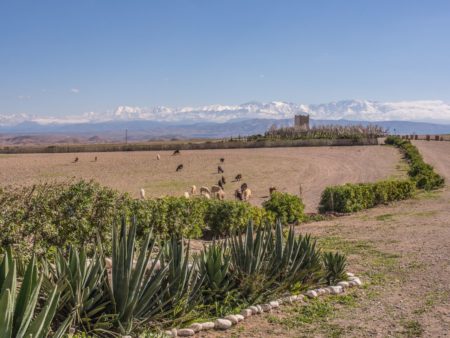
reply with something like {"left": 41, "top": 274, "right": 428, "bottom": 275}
{"left": 0, "top": 137, "right": 379, "bottom": 154}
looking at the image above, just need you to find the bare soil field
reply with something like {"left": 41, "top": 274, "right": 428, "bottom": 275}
{"left": 203, "top": 140, "right": 450, "bottom": 337}
{"left": 0, "top": 145, "right": 403, "bottom": 212}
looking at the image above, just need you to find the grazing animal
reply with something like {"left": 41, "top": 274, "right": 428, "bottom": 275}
{"left": 203, "top": 192, "right": 211, "bottom": 199}
{"left": 191, "top": 185, "right": 197, "bottom": 195}
{"left": 235, "top": 174, "right": 242, "bottom": 181}
{"left": 220, "top": 158, "right": 225, "bottom": 163}
{"left": 74, "top": 157, "right": 79, "bottom": 163}
{"left": 157, "top": 154, "right": 161, "bottom": 160}
{"left": 200, "top": 186, "right": 211, "bottom": 196}
{"left": 211, "top": 185, "right": 222, "bottom": 195}
{"left": 140, "top": 188, "right": 146, "bottom": 199}
{"left": 173, "top": 149, "right": 180, "bottom": 155}
{"left": 184, "top": 192, "right": 190, "bottom": 198}
{"left": 94, "top": 156, "right": 97, "bottom": 162}
{"left": 240, "top": 183, "right": 248, "bottom": 192}
{"left": 221, "top": 176, "right": 226, "bottom": 184}
{"left": 217, "top": 166, "right": 224, "bottom": 174}
{"left": 218, "top": 180, "right": 224, "bottom": 189}
{"left": 269, "top": 186, "right": 277, "bottom": 194}
{"left": 234, "top": 189, "right": 243, "bottom": 201}
{"left": 176, "top": 164, "right": 184, "bottom": 172}
{"left": 242, "top": 188, "right": 252, "bottom": 201}
{"left": 216, "top": 189, "right": 225, "bottom": 200}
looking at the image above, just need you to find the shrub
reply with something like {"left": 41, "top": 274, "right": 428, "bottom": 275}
{"left": 323, "top": 252, "right": 347, "bottom": 285}
{"left": 385, "top": 136, "right": 444, "bottom": 190}
{"left": 319, "top": 179, "right": 415, "bottom": 213}
{"left": 262, "top": 192, "right": 305, "bottom": 224}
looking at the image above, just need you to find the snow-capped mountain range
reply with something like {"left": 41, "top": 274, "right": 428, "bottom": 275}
{"left": 1, "top": 100, "right": 450, "bottom": 127}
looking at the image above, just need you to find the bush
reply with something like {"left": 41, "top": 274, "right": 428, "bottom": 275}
{"left": 385, "top": 136, "right": 444, "bottom": 190}
{"left": 262, "top": 192, "right": 305, "bottom": 224}
{"left": 319, "top": 179, "right": 415, "bottom": 213}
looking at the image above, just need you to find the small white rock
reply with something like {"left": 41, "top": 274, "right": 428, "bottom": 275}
{"left": 177, "top": 329, "right": 195, "bottom": 337}
{"left": 225, "top": 315, "right": 239, "bottom": 325}
{"left": 189, "top": 323, "right": 202, "bottom": 332}
{"left": 337, "top": 281, "right": 350, "bottom": 288}
{"left": 241, "top": 309, "right": 253, "bottom": 318}
{"left": 215, "top": 318, "right": 232, "bottom": 330}
{"left": 164, "top": 330, "right": 173, "bottom": 337}
{"left": 269, "top": 301, "right": 280, "bottom": 308}
{"left": 256, "top": 305, "right": 263, "bottom": 313}
{"left": 349, "top": 277, "right": 362, "bottom": 286}
{"left": 330, "top": 286, "right": 343, "bottom": 294}
{"left": 235, "top": 314, "right": 244, "bottom": 322}
{"left": 249, "top": 306, "right": 258, "bottom": 314}
{"left": 201, "top": 322, "right": 215, "bottom": 330}
{"left": 277, "top": 298, "right": 284, "bottom": 305}
{"left": 316, "top": 288, "right": 327, "bottom": 295}
{"left": 346, "top": 272, "right": 355, "bottom": 277}
{"left": 261, "top": 303, "right": 272, "bottom": 312}
{"left": 305, "top": 290, "right": 318, "bottom": 298}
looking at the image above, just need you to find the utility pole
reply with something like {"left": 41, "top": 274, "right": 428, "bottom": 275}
{"left": 125, "top": 128, "right": 128, "bottom": 144}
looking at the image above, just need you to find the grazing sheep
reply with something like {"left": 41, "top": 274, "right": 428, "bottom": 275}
{"left": 220, "top": 158, "right": 225, "bottom": 163}
{"left": 240, "top": 183, "right": 248, "bottom": 192}
{"left": 203, "top": 192, "right": 211, "bottom": 199}
{"left": 234, "top": 189, "right": 243, "bottom": 201}
{"left": 200, "top": 186, "right": 211, "bottom": 196}
{"left": 218, "top": 180, "right": 224, "bottom": 189}
{"left": 157, "top": 154, "right": 161, "bottom": 160}
{"left": 217, "top": 166, "right": 224, "bottom": 174}
{"left": 211, "top": 185, "right": 222, "bottom": 195}
{"left": 74, "top": 157, "right": 79, "bottom": 163}
{"left": 216, "top": 189, "right": 225, "bottom": 201}
{"left": 94, "top": 156, "right": 97, "bottom": 162}
{"left": 140, "top": 188, "right": 146, "bottom": 199}
{"left": 269, "top": 186, "right": 277, "bottom": 194}
{"left": 221, "top": 176, "right": 226, "bottom": 184}
{"left": 235, "top": 174, "right": 242, "bottom": 181}
{"left": 242, "top": 188, "right": 252, "bottom": 201}
{"left": 184, "top": 192, "right": 190, "bottom": 198}
{"left": 191, "top": 185, "right": 197, "bottom": 195}
{"left": 173, "top": 149, "right": 180, "bottom": 155}
{"left": 176, "top": 164, "right": 184, "bottom": 172}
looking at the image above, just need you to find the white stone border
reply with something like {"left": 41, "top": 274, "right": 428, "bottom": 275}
{"left": 162, "top": 272, "right": 363, "bottom": 337}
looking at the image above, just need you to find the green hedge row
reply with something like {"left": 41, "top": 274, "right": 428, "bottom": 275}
{"left": 319, "top": 136, "right": 445, "bottom": 213}
{"left": 319, "top": 179, "right": 415, "bottom": 213}
{"left": 0, "top": 180, "right": 304, "bottom": 257}
{"left": 385, "top": 136, "right": 445, "bottom": 190}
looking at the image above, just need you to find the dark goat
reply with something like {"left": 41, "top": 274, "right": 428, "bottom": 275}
{"left": 240, "top": 183, "right": 248, "bottom": 192}
{"left": 176, "top": 164, "right": 184, "bottom": 172}
{"left": 218, "top": 180, "right": 224, "bottom": 189}
{"left": 220, "top": 158, "right": 225, "bottom": 163}
{"left": 235, "top": 174, "right": 242, "bottom": 181}
{"left": 173, "top": 149, "right": 180, "bottom": 155}
{"left": 74, "top": 157, "right": 79, "bottom": 163}
{"left": 218, "top": 166, "right": 224, "bottom": 174}
{"left": 221, "top": 176, "right": 226, "bottom": 184}
{"left": 234, "top": 189, "right": 243, "bottom": 201}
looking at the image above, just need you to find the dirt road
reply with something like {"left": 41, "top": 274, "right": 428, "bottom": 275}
{"left": 0, "top": 145, "right": 402, "bottom": 212}
{"left": 204, "top": 141, "right": 450, "bottom": 337}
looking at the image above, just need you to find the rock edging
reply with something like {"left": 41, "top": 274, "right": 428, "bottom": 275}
{"left": 162, "top": 272, "right": 362, "bottom": 337}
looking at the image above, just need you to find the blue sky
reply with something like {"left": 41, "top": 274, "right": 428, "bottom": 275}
{"left": 1, "top": 0, "right": 450, "bottom": 116}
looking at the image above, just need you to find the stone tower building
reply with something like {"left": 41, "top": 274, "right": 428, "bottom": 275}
{"left": 294, "top": 114, "right": 310, "bottom": 130}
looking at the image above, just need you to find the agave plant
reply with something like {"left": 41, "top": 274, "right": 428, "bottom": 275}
{"left": 323, "top": 251, "right": 347, "bottom": 285}
{"left": 42, "top": 247, "right": 114, "bottom": 335}
{"left": 196, "top": 243, "right": 233, "bottom": 303}
{"left": 0, "top": 247, "right": 70, "bottom": 338}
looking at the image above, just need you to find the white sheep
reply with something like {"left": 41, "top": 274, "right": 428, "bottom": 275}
{"left": 140, "top": 188, "right": 146, "bottom": 199}
{"left": 184, "top": 191, "right": 190, "bottom": 198}
{"left": 242, "top": 188, "right": 252, "bottom": 201}
{"left": 200, "top": 186, "right": 211, "bottom": 196}
{"left": 191, "top": 185, "right": 197, "bottom": 195}
{"left": 203, "top": 192, "right": 211, "bottom": 199}
{"left": 216, "top": 189, "right": 225, "bottom": 200}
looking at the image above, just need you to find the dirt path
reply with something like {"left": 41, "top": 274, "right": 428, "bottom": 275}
{"left": 203, "top": 141, "right": 450, "bottom": 337}
{"left": 0, "top": 145, "right": 402, "bottom": 212}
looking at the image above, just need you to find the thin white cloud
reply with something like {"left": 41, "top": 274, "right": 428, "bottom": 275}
{"left": 17, "top": 95, "right": 31, "bottom": 100}
{"left": 70, "top": 88, "right": 80, "bottom": 94}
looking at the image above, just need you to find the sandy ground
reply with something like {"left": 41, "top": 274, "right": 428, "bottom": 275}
{"left": 0, "top": 145, "right": 403, "bottom": 212}
{"left": 202, "top": 140, "right": 450, "bottom": 337}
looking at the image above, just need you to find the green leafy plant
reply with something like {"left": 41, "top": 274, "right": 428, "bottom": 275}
{"left": 0, "top": 247, "right": 70, "bottom": 338}
{"left": 263, "top": 192, "right": 305, "bottom": 224}
{"left": 322, "top": 252, "right": 347, "bottom": 285}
